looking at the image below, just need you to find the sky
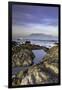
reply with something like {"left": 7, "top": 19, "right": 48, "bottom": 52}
{"left": 12, "top": 4, "right": 59, "bottom": 39}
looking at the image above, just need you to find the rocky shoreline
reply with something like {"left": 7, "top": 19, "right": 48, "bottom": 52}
{"left": 12, "top": 43, "right": 59, "bottom": 86}
{"left": 12, "top": 43, "right": 49, "bottom": 67}
{"left": 12, "top": 42, "right": 49, "bottom": 53}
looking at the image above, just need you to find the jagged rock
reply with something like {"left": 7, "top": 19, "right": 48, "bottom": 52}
{"left": 25, "top": 41, "right": 31, "bottom": 44}
{"left": 12, "top": 49, "right": 35, "bottom": 67}
{"left": 19, "top": 44, "right": 49, "bottom": 52}
{"left": 12, "top": 46, "right": 59, "bottom": 86}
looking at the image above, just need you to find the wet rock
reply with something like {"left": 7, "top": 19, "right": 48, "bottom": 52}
{"left": 25, "top": 41, "right": 31, "bottom": 44}
{"left": 19, "top": 43, "right": 49, "bottom": 52}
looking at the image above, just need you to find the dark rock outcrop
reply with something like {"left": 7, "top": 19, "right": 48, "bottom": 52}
{"left": 25, "top": 41, "right": 31, "bottom": 44}
{"left": 20, "top": 44, "right": 49, "bottom": 52}
{"left": 12, "top": 43, "right": 49, "bottom": 55}
{"left": 12, "top": 41, "right": 17, "bottom": 46}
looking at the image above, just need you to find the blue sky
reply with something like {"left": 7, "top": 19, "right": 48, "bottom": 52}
{"left": 12, "top": 4, "right": 58, "bottom": 39}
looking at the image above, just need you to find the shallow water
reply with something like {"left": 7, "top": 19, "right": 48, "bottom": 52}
{"left": 12, "top": 66, "right": 29, "bottom": 75}
{"left": 12, "top": 50, "right": 46, "bottom": 75}
{"left": 32, "top": 50, "right": 46, "bottom": 64}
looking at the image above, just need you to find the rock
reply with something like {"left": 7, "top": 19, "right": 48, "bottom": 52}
{"left": 12, "top": 49, "right": 35, "bottom": 67}
{"left": 25, "top": 41, "right": 31, "bottom": 44}
{"left": 42, "top": 46, "right": 59, "bottom": 76}
{"left": 12, "top": 41, "right": 17, "bottom": 46}
{"left": 12, "top": 43, "right": 49, "bottom": 54}
{"left": 12, "top": 46, "right": 59, "bottom": 86}
{"left": 19, "top": 44, "right": 49, "bottom": 52}
{"left": 54, "top": 42, "right": 59, "bottom": 46}
{"left": 40, "top": 46, "right": 49, "bottom": 52}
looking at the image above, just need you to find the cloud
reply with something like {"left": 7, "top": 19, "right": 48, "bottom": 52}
{"left": 39, "top": 18, "right": 58, "bottom": 26}
{"left": 12, "top": 23, "right": 58, "bottom": 40}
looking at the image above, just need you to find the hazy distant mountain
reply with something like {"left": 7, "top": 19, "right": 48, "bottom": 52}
{"left": 25, "top": 33, "right": 58, "bottom": 40}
